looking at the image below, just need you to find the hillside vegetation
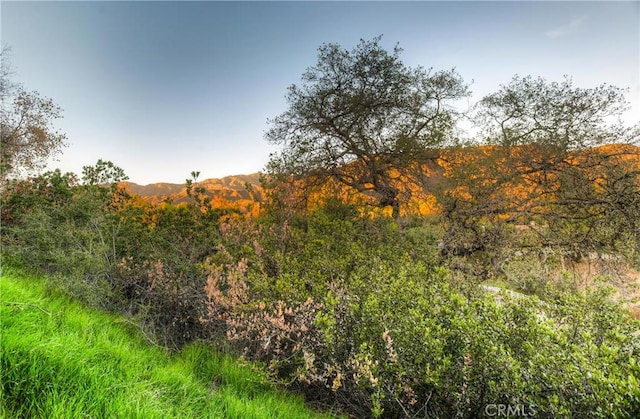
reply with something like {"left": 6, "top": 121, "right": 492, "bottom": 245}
{"left": 121, "top": 173, "right": 263, "bottom": 208}
{"left": 2, "top": 37, "right": 640, "bottom": 417}
{"left": 2, "top": 168, "right": 639, "bottom": 416}
{"left": 0, "top": 269, "right": 335, "bottom": 418}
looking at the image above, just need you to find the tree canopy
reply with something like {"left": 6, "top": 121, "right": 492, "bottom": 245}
{"left": 1, "top": 48, "right": 67, "bottom": 179}
{"left": 439, "top": 75, "right": 640, "bottom": 268}
{"left": 475, "top": 75, "right": 634, "bottom": 151}
{"left": 266, "top": 36, "right": 469, "bottom": 218}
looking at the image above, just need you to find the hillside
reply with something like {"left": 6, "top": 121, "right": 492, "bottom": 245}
{"left": 0, "top": 270, "right": 336, "bottom": 418}
{"left": 121, "top": 173, "right": 264, "bottom": 206}
{"left": 118, "top": 144, "right": 639, "bottom": 217}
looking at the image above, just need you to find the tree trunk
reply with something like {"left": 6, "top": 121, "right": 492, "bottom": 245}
{"left": 391, "top": 200, "right": 400, "bottom": 220}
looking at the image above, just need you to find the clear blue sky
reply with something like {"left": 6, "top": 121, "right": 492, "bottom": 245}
{"left": 2, "top": 1, "right": 638, "bottom": 184}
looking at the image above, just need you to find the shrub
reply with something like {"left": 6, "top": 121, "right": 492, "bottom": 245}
{"left": 202, "top": 242, "right": 640, "bottom": 417}
{"left": 1, "top": 164, "right": 223, "bottom": 349}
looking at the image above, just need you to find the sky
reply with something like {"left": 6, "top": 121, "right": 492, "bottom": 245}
{"left": 2, "top": 1, "right": 639, "bottom": 185}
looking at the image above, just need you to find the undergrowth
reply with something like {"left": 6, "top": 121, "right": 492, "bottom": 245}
{"left": 0, "top": 269, "right": 337, "bottom": 418}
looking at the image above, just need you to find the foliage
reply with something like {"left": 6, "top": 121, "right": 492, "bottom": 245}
{"left": 1, "top": 163, "right": 224, "bottom": 348}
{"left": 476, "top": 75, "right": 634, "bottom": 150}
{"left": 0, "top": 48, "right": 67, "bottom": 179}
{"left": 0, "top": 270, "right": 334, "bottom": 419}
{"left": 6, "top": 165, "right": 638, "bottom": 417}
{"left": 266, "top": 36, "right": 468, "bottom": 218}
{"left": 438, "top": 76, "right": 640, "bottom": 275}
{"left": 3, "top": 40, "right": 640, "bottom": 418}
{"left": 200, "top": 205, "right": 640, "bottom": 418}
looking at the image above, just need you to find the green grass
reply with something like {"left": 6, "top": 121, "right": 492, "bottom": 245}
{"left": 0, "top": 270, "right": 337, "bottom": 418}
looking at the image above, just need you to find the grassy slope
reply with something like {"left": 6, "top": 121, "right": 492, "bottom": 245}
{"left": 0, "top": 271, "right": 335, "bottom": 418}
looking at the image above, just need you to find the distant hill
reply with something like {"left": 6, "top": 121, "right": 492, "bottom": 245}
{"left": 121, "top": 173, "right": 263, "bottom": 206}
{"left": 120, "top": 143, "right": 640, "bottom": 213}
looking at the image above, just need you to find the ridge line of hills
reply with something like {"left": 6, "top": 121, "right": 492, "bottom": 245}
{"left": 121, "top": 173, "right": 263, "bottom": 206}
{"left": 120, "top": 144, "right": 640, "bottom": 208}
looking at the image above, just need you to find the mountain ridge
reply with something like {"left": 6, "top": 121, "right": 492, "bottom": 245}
{"left": 120, "top": 143, "right": 640, "bottom": 210}
{"left": 121, "top": 172, "right": 263, "bottom": 206}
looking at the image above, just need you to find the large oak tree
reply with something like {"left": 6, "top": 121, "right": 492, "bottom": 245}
{"left": 265, "top": 36, "right": 468, "bottom": 218}
{"left": 440, "top": 75, "right": 640, "bottom": 270}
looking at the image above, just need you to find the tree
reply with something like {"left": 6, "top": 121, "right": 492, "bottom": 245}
{"left": 265, "top": 36, "right": 468, "bottom": 218}
{"left": 81, "top": 159, "right": 129, "bottom": 187}
{"left": 439, "top": 75, "right": 640, "bottom": 270}
{"left": 1, "top": 47, "right": 67, "bottom": 179}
